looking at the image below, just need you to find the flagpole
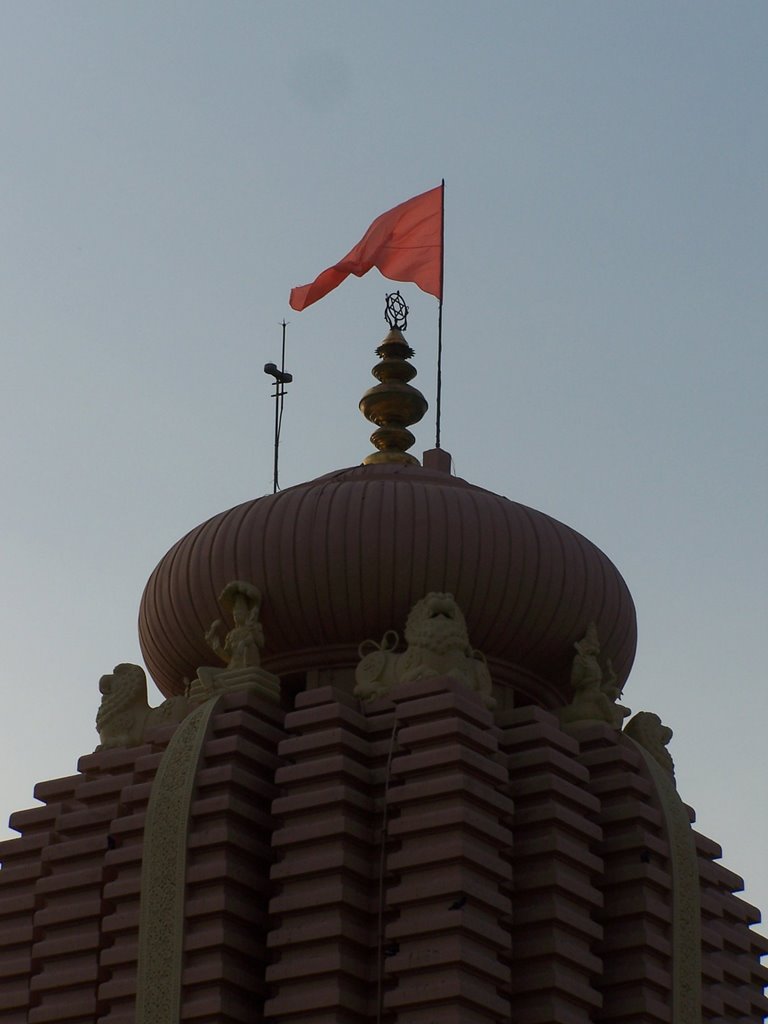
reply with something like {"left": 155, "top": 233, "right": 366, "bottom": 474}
{"left": 435, "top": 178, "right": 445, "bottom": 449}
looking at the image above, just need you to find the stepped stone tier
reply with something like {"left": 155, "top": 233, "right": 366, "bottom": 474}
{"left": 0, "top": 316, "right": 765, "bottom": 1021}
{"left": 0, "top": 679, "right": 765, "bottom": 1022}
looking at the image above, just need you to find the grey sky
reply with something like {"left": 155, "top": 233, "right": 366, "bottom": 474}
{"left": 1, "top": 2, "right": 766, "bottom": 919}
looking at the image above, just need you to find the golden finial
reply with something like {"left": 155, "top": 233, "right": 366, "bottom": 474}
{"left": 359, "top": 293, "right": 428, "bottom": 466}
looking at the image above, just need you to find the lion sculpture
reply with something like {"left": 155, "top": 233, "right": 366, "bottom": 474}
{"left": 624, "top": 711, "right": 675, "bottom": 778}
{"left": 354, "top": 592, "right": 495, "bottom": 708}
{"left": 95, "top": 663, "right": 190, "bottom": 750}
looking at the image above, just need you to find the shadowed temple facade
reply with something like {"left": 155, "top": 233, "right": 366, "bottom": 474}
{"left": 0, "top": 313, "right": 765, "bottom": 1023}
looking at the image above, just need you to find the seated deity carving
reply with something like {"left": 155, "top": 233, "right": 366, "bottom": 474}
{"left": 96, "top": 663, "right": 190, "bottom": 750}
{"left": 205, "top": 580, "right": 264, "bottom": 669}
{"left": 624, "top": 711, "right": 675, "bottom": 778}
{"left": 190, "top": 580, "right": 280, "bottom": 704}
{"left": 354, "top": 592, "right": 495, "bottom": 709}
{"left": 558, "top": 622, "right": 630, "bottom": 729}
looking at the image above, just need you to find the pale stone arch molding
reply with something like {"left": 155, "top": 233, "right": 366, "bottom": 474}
{"left": 627, "top": 737, "right": 702, "bottom": 1023}
{"left": 135, "top": 695, "right": 225, "bottom": 1024}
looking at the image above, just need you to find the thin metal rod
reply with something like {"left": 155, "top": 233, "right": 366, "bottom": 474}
{"left": 272, "top": 378, "right": 280, "bottom": 494}
{"left": 272, "top": 320, "right": 288, "bottom": 494}
{"left": 435, "top": 179, "right": 445, "bottom": 449}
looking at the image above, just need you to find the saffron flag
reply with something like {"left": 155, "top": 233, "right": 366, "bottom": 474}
{"left": 289, "top": 185, "right": 443, "bottom": 311}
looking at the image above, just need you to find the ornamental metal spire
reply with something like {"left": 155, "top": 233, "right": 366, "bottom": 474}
{"left": 358, "top": 293, "right": 428, "bottom": 466}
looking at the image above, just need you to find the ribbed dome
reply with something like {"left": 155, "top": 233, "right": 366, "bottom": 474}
{"left": 139, "top": 462, "right": 636, "bottom": 705}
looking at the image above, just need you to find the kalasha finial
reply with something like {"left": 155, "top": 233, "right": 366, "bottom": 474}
{"left": 359, "top": 295, "right": 428, "bottom": 466}
{"left": 384, "top": 290, "right": 408, "bottom": 331}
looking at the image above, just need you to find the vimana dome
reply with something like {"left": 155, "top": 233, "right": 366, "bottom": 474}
{"left": 138, "top": 461, "right": 637, "bottom": 708}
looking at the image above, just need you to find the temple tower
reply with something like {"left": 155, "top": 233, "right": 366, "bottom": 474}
{"left": 0, "top": 312, "right": 764, "bottom": 1023}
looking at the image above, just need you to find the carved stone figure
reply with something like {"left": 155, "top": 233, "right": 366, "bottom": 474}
{"left": 625, "top": 711, "right": 675, "bottom": 778}
{"left": 558, "top": 623, "right": 630, "bottom": 729}
{"left": 354, "top": 592, "right": 495, "bottom": 708}
{"left": 205, "top": 580, "right": 264, "bottom": 669}
{"left": 96, "top": 663, "right": 190, "bottom": 750}
{"left": 190, "top": 580, "right": 280, "bottom": 705}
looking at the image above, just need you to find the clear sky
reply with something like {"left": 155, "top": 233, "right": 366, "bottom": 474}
{"left": 1, "top": 2, "right": 766, "bottom": 920}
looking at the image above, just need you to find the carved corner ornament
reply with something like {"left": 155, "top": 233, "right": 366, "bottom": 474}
{"left": 624, "top": 710, "right": 675, "bottom": 779}
{"left": 96, "top": 663, "right": 191, "bottom": 751}
{"left": 557, "top": 622, "right": 631, "bottom": 730}
{"left": 354, "top": 591, "right": 495, "bottom": 709}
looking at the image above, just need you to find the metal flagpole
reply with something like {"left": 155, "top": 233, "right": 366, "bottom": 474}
{"left": 435, "top": 179, "right": 445, "bottom": 449}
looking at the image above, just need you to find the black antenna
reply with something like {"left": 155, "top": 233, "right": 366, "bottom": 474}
{"left": 264, "top": 320, "right": 292, "bottom": 494}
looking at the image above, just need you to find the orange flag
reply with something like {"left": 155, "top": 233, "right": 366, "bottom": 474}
{"left": 289, "top": 185, "right": 443, "bottom": 311}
